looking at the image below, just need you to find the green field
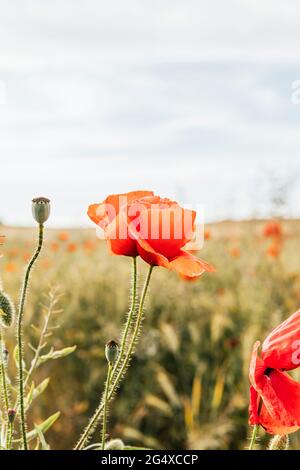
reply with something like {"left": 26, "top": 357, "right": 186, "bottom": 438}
{"left": 1, "top": 220, "right": 300, "bottom": 450}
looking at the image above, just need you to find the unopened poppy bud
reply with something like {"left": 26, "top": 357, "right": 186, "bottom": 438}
{"left": 105, "top": 439, "right": 124, "bottom": 450}
{"left": 268, "top": 434, "right": 289, "bottom": 450}
{"left": 32, "top": 197, "right": 51, "bottom": 224}
{"left": 8, "top": 409, "right": 16, "bottom": 424}
{"left": 0, "top": 292, "right": 15, "bottom": 328}
{"left": 105, "top": 340, "right": 119, "bottom": 364}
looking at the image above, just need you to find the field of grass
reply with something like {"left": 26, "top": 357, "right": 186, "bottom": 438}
{"left": 1, "top": 219, "right": 300, "bottom": 450}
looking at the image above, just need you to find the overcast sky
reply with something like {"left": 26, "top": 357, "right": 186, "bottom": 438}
{"left": 0, "top": 0, "right": 300, "bottom": 226}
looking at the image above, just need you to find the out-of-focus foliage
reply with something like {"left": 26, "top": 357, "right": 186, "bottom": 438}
{"left": 1, "top": 220, "right": 300, "bottom": 450}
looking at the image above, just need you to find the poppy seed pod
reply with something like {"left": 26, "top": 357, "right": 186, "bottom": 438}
{"left": 32, "top": 197, "right": 51, "bottom": 224}
{"left": 105, "top": 340, "right": 119, "bottom": 364}
{"left": 0, "top": 291, "right": 15, "bottom": 328}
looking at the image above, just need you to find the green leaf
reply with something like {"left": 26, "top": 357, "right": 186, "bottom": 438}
{"left": 13, "top": 345, "right": 26, "bottom": 370}
{"left": 26, "top": 411, "right": 60, "bottom": 442}
{"left": 36, "top": 345, "right": 76, "bottom": 367}
{"left": 34, "top": 425, "right": 50, "bottom": 450}
{"left": 25, "top": 378, "right": 50, "bottom": 409}
{"left": 25, "top": 381, "right": 35, "bottom": 408}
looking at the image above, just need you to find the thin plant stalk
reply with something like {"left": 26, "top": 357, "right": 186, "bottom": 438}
{"left": 0, "top": 330, "right": 9, "bottom": 415}
{"left": 110, "top": 266, "right": 153, "bottom": 397}
{"left": 6, "top": 422, "right": 13, "bottom": 450}
{"left": 101, "top": 362, "right": 113, "bottom": 450}
{"left": 0, "top": 330, "right": 11, "bottom": 448}
{"left": 249, "top": 398, "right": 262, "bottom": 450}
{"left": 75, "top": 265, "right": 153, "bottom": 450}
{"left": 16, "top": 223, "right": 44, "bottom": 450}
{"left": 249, "top": 424, "right": 259, "bottom": 450}
{"left": 117, "top": 257, "right": 137, "bottom": 363}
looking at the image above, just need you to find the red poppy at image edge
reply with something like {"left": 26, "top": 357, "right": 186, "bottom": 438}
{"left": 87, "top": 190, "right": 215, "bottom": 279}
{"left": 249, "top": 308, "right": 300, "bottom": 435}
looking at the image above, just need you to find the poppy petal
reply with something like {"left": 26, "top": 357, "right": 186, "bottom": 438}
{"left": 105, "top": 211, "right": 138, "bottom": 257}
{"left": 262, "top": 309, "right": 300, "bottom": 371}
{"left": 87, "top": 191, "right": 154, "bottom": 228}
{"left": 169, "top": 251, "right": 215, "bottom": 279}
{"left": 249, "top": 341, "right": 266, "bottom": 387}
{"left": 253, "top": 370, "right": 300, "bottom": 435}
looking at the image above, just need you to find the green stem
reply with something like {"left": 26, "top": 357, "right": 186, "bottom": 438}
{"left": 6, "top": 422, "right": 13, "bottom": 450}
{"left": 75, "top": 265, "right": 153, "bottom": 450}
{"left": 0, "top": 330, "right": 11, "bottom": 449}
{"left": 249, "top": 424, "right": 259, "bottom": 450}
{"left": 117, "top": 257, "right": 137, "bottom": 363}
{"left": 74, "top": 257, "right": 138, "bottom": 450}
{"left": 17, "top": 223, "right": 44, "bottom": 450}
{"left": 0, "top": 330, "right": 9, "bottom": 415}
{"left": 249, "top": 398, "right": 262, "bottom": 450}
{"left": 109, "top": 266, "right": 153, "bottom": 398}
{"left": 101, "top": 362, "right": 113, "bottom": 450}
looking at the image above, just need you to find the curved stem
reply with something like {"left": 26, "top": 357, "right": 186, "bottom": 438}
{"left": 109, "top": 266, "right": 153, "bottom": 398}
{"left": 249, "top": 424, "right": 259, "bottom": 450}
{"left": 17, "top": 223, "right": 44, "bottom": 450}
{"left": 101, "top": 362, "right": 112, "bottom": 450}
{"left": 75, "top": 265, "right": 153, "bottom": 450}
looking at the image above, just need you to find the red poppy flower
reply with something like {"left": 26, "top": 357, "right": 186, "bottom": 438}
{"left": 267, "top": 241, "right": 282, "bottom": 259}
{"left": 249, "top": 309, "right": 300, "bottom": 435}
{"left": 88, "top": 191, "right": 215, "bottom": 279}
{"left": 263, "top": 220, "right": 282, "bottom": 238}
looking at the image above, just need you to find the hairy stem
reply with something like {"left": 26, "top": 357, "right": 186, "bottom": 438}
{"left": 75, "top": 265, "right": 153, "bottom": 450}
{"left": 0, "top": 330, "right": 11, "bottom": 449}
{"left": 6, "top": 422, "right": 13, "bottom": 450}
{"left": 249, "top": 424, "right": 259, "bottom": 450}
{"left": 117, "top": 257, "right": 137, "bottom": 363}
{"left": 101, "top": 362, "right": 112, "bottom": 450}
{"left": 17, "top": 223, "right": 44, "bottom": 450}
{"left": 0, "top": 330, "right": 9, "bottom": 415}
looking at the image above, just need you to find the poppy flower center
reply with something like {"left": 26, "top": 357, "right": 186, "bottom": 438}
{"left": 264, "top": 367, "right": 274, "bottom": 376}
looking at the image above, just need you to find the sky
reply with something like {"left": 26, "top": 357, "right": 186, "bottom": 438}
{"left": 0, "top": 0, "right": 300, "bottom": 227}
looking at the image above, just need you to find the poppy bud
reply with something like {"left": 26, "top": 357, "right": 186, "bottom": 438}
{"left": 0, "top": 292, "right": 15, "bottom": 328}
{"left": 105, "top": 340, "right": 119, "bottom": 364}
{"left": 7, "top": 409, "right": 16, "bottom": 424}
{"left": 32, "top": 197, "right": 50, "bottom": 224}
{"left": 268, "top": 434, "right": 289, "bottom": 450}
{"left": 105, "top": 439, "right": 124, "bottom": 450}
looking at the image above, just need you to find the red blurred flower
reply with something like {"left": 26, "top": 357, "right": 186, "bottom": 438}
{"left": 267, "top": 241, "right": 281, "bottom": 259}
{"left": 58, "top": 231, "right": 70, "bottom": 242}
{"left": 229, "top": 247, "right": 240, "bottom": 258}
{"left": 263, "top": 220, "right": 282, "bottom": 239}
{"left": 67, "top": 243, "right": 77, "bottom": 253}
{"left": 204, "top": 229, "right": 212, "bottom": 241}
{"left": 88, "top": 191, "right": 215, "bottom": 279}
{"left": 249, "top": 309, "right": 300, "bottom": 435}
{"left": 51, "top": 241, "right": 59, "bottom": 252}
